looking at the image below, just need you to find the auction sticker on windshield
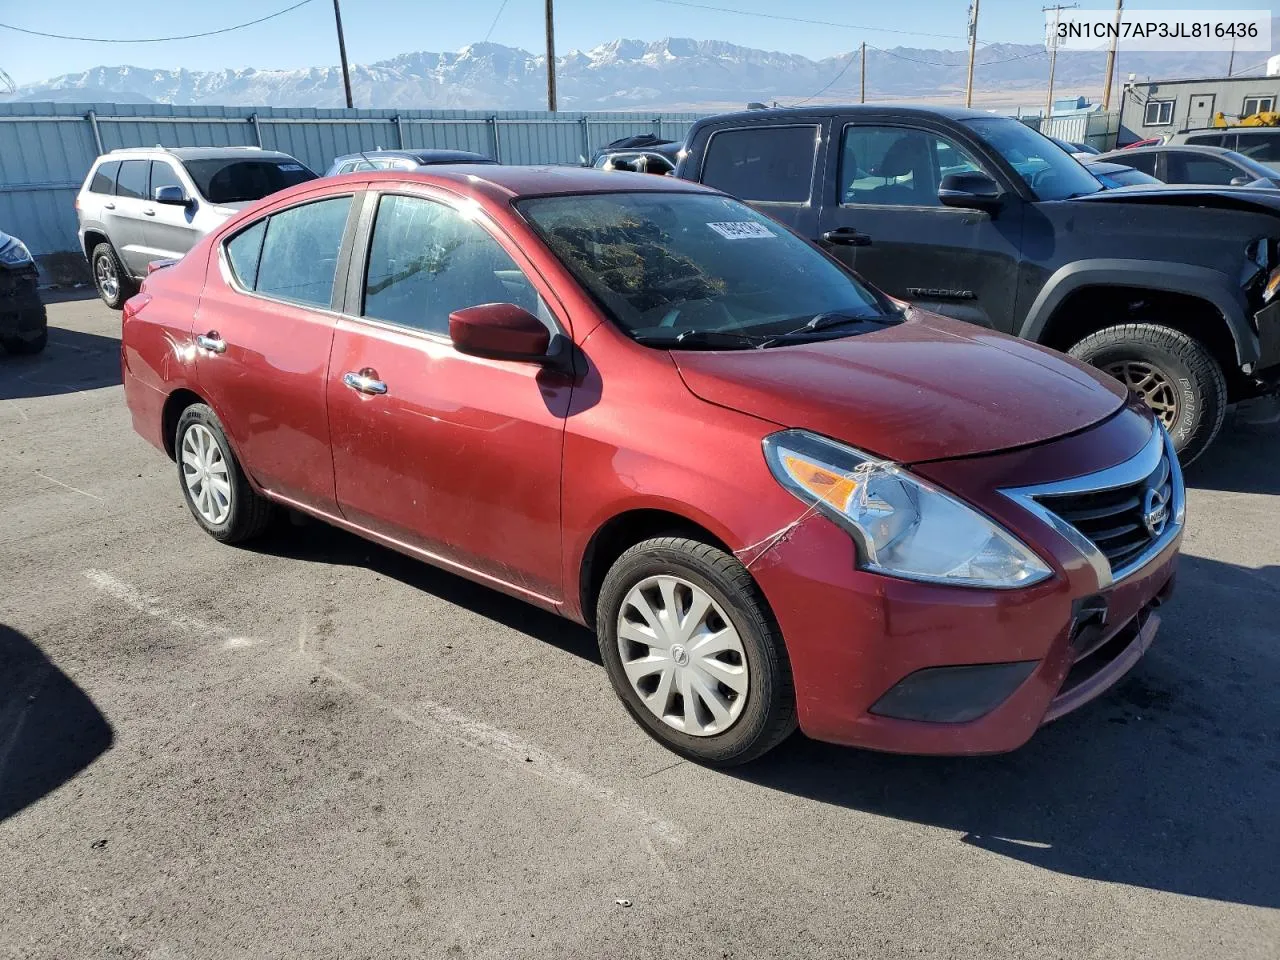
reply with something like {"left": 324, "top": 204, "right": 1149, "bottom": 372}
{"left": 707, "top": 221, "right": 775, "bottom": 239}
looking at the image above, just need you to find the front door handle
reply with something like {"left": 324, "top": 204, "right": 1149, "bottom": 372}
{"left": 195, "top": 332, "right": 226, "bottom": 354}
{"left": 822, "top": 226, "right": 873, "bottom": 247}
{"left": 103, "top": 202, "right": 116, "bottom": 210}
{"left": 143, "top": 208, "right": 156, "bottom": 216}
{"left": 343, "top": 369, "right": 388, "bottom": 395}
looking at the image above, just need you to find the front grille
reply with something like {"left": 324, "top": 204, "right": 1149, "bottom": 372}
{"left": 1034, "top": 448, "right": 1173, "bottom": 574}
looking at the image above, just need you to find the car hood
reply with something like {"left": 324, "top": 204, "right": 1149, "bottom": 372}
{"left": 671, "top": 311, "right": 1127, "bottom": 464}
{"left": 1071, "top": 184, "right": 1280, "bottom": 213}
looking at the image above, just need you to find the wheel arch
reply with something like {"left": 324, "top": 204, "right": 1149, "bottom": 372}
{"left": 160, "top": 388, "right": 207, "bottom": 460}
{"left": 1018, "top": 260, "right": 1256, "bottom": 369}
{"left": 82, "top": 229, "right": 111, "bottom": 261}
{"left": 577, "top": 506, "right": 737, "bottom": 630}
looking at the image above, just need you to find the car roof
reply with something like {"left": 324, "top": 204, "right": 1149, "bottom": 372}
{"left": 690, "top": 103, "right": 992, "bottom": 126}
{"left": 333, "top": 148, "right": 496, "bottom": 164}
{"left": 329, "top": 165, "right": 715, "bottom": 200}
{"left": 101, "top": 146, "right": 300, "bottom": 162}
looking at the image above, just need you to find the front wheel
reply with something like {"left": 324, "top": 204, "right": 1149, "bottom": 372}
{"left": 1069, "top": 323, "right": 1226, "bottom": 465}
{"left": 596, "top": 537, "right": 796, "bottom": 766}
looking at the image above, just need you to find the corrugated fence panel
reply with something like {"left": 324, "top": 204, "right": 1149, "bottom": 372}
{"left": 0, "top": 102, "right": 707, "bottom": 274}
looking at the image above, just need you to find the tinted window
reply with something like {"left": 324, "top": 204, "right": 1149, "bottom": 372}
{"left": 89, "top": 160, "right": 119, "bottom": 194}
{"left": 149, "top": 161, "right": 183, "bottom": 197}
{"left": 842, "top": 126, "right": 981, "bottom": 206}
{"left": 254, "top": 196, "right": 351, "bottom": 307}
{"left": 518, "top": 192, "right": 896, "bottom": 349}
{"left": 1169, "top": 154, "right": 1238, "bottom": 186}
{"left": 701, "top": 126, "right": 817, "bottom": 203}
{"left": 115, "top": 160, "right": 148, "bottom": 199}
{"left": 1185, "top": 133, "right": 1228, "bottom": 147}
{"left": 1119, "top": 152, "right": 1158, "bottom": 175}
{"left": 963, "top": 117, "right": 1103, "bottom": 200}
{"left": 182, "top": 158, "right": 317, "bottom": 204}
{"left": 1099, "top": 167, "right": 1161, "bottom": 187}
{"left": 1233, "top": 133, "right": 1280, "bottom": 169}
{"left": 363, "top": 194, "right": 540, "bottom": 335}
{"left": 225, "top": 219, "right": 267, "bottom": 290}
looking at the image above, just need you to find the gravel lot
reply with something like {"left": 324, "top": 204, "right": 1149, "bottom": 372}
{"left": 2, "top": 294, "right": 1278, "bottom": 959}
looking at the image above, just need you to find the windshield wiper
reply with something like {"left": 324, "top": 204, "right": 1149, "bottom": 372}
{"left": 632, "top": 329, "right": 774, "bottom": 350}
{"left": 767, "top": 310, "right": 901, "bottom": 342}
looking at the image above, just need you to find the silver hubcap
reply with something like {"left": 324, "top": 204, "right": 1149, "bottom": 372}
{"left": 616, "top": 575, "right": 749, "bottom": 737}
{"left": 95, "top": 254, "right": 119, "bottom": 300}
{"left": 181, "top": 423, "right": 232, "bottom": 525}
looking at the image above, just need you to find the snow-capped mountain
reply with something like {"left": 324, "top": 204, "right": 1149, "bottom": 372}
{"left": 6, "top": 34, "right": 1275, "bottom": 110}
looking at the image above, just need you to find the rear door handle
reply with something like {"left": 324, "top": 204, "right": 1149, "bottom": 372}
{"left": 822, "top": 226, "right": 872, "bottom": 247}
{"left": 195, "top": 333, "right": 226, "bottom": 354}
{"left": 343, "top": 369, "right": 387, "bottom": 395}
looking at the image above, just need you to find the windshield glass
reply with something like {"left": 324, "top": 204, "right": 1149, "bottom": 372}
{"left": 517, "top": 192, "right": 899, "bottom": 348}
{"left": 183, "top": 158, "right": 317, "bottom": 204}
{"left": 964, "top": 118, "right": 1103, "bottom": 200}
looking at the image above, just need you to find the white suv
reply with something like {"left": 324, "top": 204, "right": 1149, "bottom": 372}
{"left": 75, "top": 146, "right": 316, "bottom": 308}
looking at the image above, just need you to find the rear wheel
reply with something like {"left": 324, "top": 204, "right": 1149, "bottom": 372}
{"left": 596, "top": 537, "right": 796, "bottom": 766}
{"left": 1069, "top": 323, "right": 1226, "bottom": 465}
{"left": 175, "top": 403, "right": 273, "bottom": 543}
{"left": 91, "top": 242, "right": 137, "bottom": 310}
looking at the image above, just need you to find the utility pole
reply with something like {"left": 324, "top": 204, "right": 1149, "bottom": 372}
{"left": 1101, "top": 0, "right": 1122, "bottom": 109}
{"left": 1227, "top": 38, "right": 1236, "bottom": 76}
{"left": 860, "top": 41, "right": 866, "bottom": 103}
{"left": 545, "top": 0, "right": 558, "bottom": 111}
{"left": 1043, "top": 4, "right": 1077, "bottom": 119}
{"left": 965, "top": 0, "right": 980, "bottom": 108}
{"left": 332, "top": 0, "right": 354, "bottom": 109}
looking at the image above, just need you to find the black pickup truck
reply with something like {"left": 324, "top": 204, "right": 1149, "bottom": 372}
{"left": 675, "top": 105, "right": 1280, "bottom": 463}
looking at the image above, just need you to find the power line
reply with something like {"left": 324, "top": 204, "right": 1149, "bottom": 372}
{"left": 789, "top": 48, "right": 860, "bottom": 106}
{"left": 868, "top": 43, "right": 1044, "bottom": 68}
{"left": 641, "top": 0, "right": 975, "bottom": 42}
{"left": 483, "top": 0, "right": 513, "bottom": 44}
{"left": 0, "top": 0, "right": 315, "bottom": 43}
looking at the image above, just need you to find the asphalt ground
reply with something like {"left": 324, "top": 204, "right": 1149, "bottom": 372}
{"left": 1, "top": 293, "right": 1277, "bottom": 959}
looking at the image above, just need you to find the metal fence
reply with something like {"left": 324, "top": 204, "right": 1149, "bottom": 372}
{"left": 1025, "top": 110, "right": 1121, "bottom": 152}
{"left": 0, "top": 102, "right": 704, "bottom": 279}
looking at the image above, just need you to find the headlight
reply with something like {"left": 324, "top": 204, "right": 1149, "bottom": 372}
{"left": 763, "top": 430, "right": 1052, "bottom": 588}
{"left": 0, "top": 237, "right": 33, "bottom": 267}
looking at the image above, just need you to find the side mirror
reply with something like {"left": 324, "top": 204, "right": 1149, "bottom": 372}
{"left": 1229, "top": 176, "right": 1251, "bottom": 187}
{"left": 154, "top": 185, "right": 190, "bottom": 206}
{"left": 449, "top": 303, "right": 551, "bottom": 363}
{"left": 938, "top": 171, "right": 1003, "bottom": 211}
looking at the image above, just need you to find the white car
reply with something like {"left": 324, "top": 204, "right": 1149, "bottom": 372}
{"left": 75, "top": 146, "right": 316, "bottom": 308}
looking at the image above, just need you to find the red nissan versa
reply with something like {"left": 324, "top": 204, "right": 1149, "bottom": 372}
{"left": 120, "top": 167, "right": 1184, "bottom": 765}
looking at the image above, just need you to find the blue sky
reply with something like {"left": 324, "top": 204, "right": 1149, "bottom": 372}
{"left": 0, "top": 0, "right": 1259, "bottom": 84}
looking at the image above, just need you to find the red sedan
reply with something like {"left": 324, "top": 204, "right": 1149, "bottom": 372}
{"left": 121, "top": 167, "right": 1183, "bottom": 765}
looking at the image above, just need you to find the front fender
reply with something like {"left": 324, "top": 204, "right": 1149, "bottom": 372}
{"left": 1018, "top": 259, "right": 1255, "bottom": 367}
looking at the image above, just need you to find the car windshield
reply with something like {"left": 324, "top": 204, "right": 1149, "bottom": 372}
{"left": 964, "top": 117, "right": 1104, "bottom": 201}
{"left": 517, "top": 192, "right": 901, "bottom": 349}
{"left": 182, "top": 158, "right": 317, "bottom": 204}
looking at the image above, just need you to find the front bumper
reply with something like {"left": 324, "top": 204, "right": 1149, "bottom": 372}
{"left": 749, "top": 409, "right": 1180, "bottom": 755}
{"left": 0, "top": 266, "right": 47, "bottom": 340}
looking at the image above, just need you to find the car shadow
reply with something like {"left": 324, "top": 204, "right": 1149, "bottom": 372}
{"left": 729, "top": 551, "right": 1280, "bottom": 908}
{"left": 248, "top": 517, "right": 601, "bottom": 665}
{"left": 0, "top": 327, "right": 123, "bottom": 400}
{"left": 0, "top": 624, "right": 114, "bottom": 822}
{"left": 1184, "top": 403, "right": 1280, "bottom": 494}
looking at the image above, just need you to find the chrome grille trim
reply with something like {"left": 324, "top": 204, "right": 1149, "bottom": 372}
{"left": 1000, "top": 423, "right": 1185, "bottom": 590}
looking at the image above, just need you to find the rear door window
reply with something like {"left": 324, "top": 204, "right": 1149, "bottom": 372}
{"left": 1167, "top": 153, "right": 1239, "bottom": 185}
{"left": 252, "top": 195, "right": 352, "bottom": 308}
{"left": 700, "top": 126, "right": 818, "bottom": 203}
{"left": 89, "top": 161, "right": 120, "bottom": 194}
{"left": 115, "top": 160, "right": 149, "bottom": 200}
{"left": 225, "top": 219, "right": 268, "bottom": 290}
{"left": 1119, "top": 152, "right": 1158, "bottom": 176}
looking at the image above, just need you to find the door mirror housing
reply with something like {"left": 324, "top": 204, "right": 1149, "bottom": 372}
{"left": 449, "top": 303, "right": 551, "bottom": 363}
{"left": 938, "top": 171, "right": 1003, "bottom": 211}
{"left": 1229, "top": 175, "right": 1252, "bottom": 187}
{"left": 153, "top": 185, "right": 190, "bottom": 206}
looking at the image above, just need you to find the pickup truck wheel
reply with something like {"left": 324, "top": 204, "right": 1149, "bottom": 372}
{"left": 1069, "top": 323, "right": 1226, "bottom": 465}
{"left": 596, "top": 537, "right": 797, "bottom": 766}
{"left": 1, "top": 330, "right": 47, "bottom": 355}
{"left": 90, "top": 242, "right": 137, "bottom": 310}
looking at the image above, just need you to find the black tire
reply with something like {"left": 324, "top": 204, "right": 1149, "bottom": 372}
{"left": 1069, "top": 323, "right": 1227, "bottom": 466}
{"left": 90, "top": 241, "right": 137, "bottom": 310}
{"left": 174, "top": 403, "right": 273, "bottom": 544}
{"left": 596, "top": 536, "right": 797, "bottom": 766}
{"left": 0, "top": 330, "right": 47, "bottom": 355}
